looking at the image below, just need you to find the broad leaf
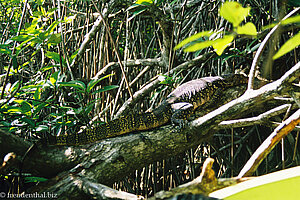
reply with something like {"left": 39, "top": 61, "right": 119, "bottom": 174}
{"left": 33, "top": 103, "right": 49, "bottom": 115}
{"left": 236, "top": 22, "right": 257, "bottom": 36}
{"left": 46, "top": 51, "right": 61, "bottom": 63}
{"left": 136, "top": 0, "right": 153, "bottom": 5}
{"left": 282, "top": 15, "right": 300, "bottom": 25}
{"left": 273, "top": 31, "right": 300, "bottom": 60}
{"left": 183, "top": 40, "right": 214, "bottom": 52}
{"left": 212, "top": 35, "right": 235, "bottom": 55}
{"left": 20, "top": 118, "right": 35, "bottom": 127}
{"left": 174, "top": 31, "right": 214, "bottom": 50}
{"left": 47, "top": 33, "right": 62, "bottom": 45}
{"left": 20, "top": 101, "right": 32, "bottom": 114}
{"left": 220, "top": 2, "right": 251, "bottom": 27}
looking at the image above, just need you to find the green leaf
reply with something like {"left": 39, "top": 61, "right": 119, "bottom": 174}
{"left": 20, "top": 101, "right": 32, "bottom": 114}
{"left": 0, "top": 47, "right": 11, "bottom": 55}
{"left": 6, "top": 107, "right": 22, "bottom": 114}
{"left": 40, "top": 65, "right": 56, "bottom": 72}
{"left": 13, "top": 99, "right": 24, "bottom": 104}
{"left": 20, "top": 118, "right": 35, "bottom": 127}
{"left": 183, "top": 40, "right": 215, "bottom": 52}
{"left": 273, "top": 31, "right": 300, "bottom": 60}
{"left": 92, "top": 85, "right": 119, "bottom": 95}
{"left": 10, "top": 81, "right": 20, "bottom": 93}
{"left": 174, "top": 31, "right": 214, "bottom": 50}
{"left": 33, "top": 87, "right": 41, "bottom": 102}
{"left": 220, "top": 2, "right": 251, "bottom": 27}
{"left": 24, "top": 18, "right": 39, "bottom": 34}
{"left": 136, "top": 0, "right": 153, "bottom": 5}
{"left": 84, "top": 102, "right": 95, "bottom": 115}
{"left": 127, "top": 3, "right": 141, "bottom": 11}
{"left": 47, "top": 33, "right": 62, "bottom": 45}
{"left": 236, "top": 22, "right": 257, "bottom": 36}
{"left": 46, "top": 51, "right": 61, "bottom": 63}
{"left": 47, "top": 8, "right": 58, "bottom": 15}
{"left": 15, "top": 39, "right": 35, "bottom": 56}
{"left": 70, "top": 49, "right": 79, "bottom": 63}
{"left": 33, "top": 103, "right": 49, "bottom": 115}
{"left": 46, "top": 21, "right": 59, "bottom": 34}
{"left": 127, "top": 5, "right": 147, "bottom": 21}
{"left": 262, "top": 23, "right": 276, "bottom": 31}
{"left": 212, "top": 35, "right": 235, "bottom": 55}
{"left": 32, "top": 11, "right": 43, "bottom": 18}
{"left": 24, "top": 176, "right": 48, "bottom": 183}
{"left": 21, "top": 84, "right": 43, "bottom": 90}
{"left": 10, "top": 35, "right": 33, "bottom": 42}
{"left": 282, "top": 15, "right": 300, "bottom": 25}
{"left": 263, "top": 15, "right": 300, "bottom": 31}
{"left": 86, "top": 79, "right": 102, "bottom": 93}
{"left": 98, "top": 74, "right": 115, "bottom": 81}
{"left": 59, "top": 80, "right": 86, "bottom": 91}
{"left": 87, "top": 74, "right": 116, "bottom": 93}
{"left": 50, "top": 71, "right": 59, "bottom": 86}
{"left": 12, "top": 55, "right": 18, "bottom": 70}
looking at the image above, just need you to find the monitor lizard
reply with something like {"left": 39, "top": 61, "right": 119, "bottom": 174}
{"left": 41, "top": 74, "right": 248, "bottom": 146}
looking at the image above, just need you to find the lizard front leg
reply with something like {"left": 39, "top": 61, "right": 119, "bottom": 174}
{"left": 171, "top": 102, "right": 194, "bottom": 128}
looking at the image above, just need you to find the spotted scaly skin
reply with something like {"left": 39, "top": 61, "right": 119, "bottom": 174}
{"left": 44, "top": 74, "right": 247, "bottom": 145}
{"left": 45, "top": 103, "right": 172, "bottom": 145}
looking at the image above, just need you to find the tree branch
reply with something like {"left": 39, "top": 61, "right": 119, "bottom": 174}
{"left": 218, "top": 104, "right": 291, "bottom": 129}
{"left": 238, "top": 108, "right": 300, "bottom": 178}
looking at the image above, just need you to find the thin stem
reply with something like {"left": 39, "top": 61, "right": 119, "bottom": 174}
{"left": 91, "top": 0, "right": 134, "bottom": 99}
{"left": 247, "top": 7, "right": 300, "bottom": 90}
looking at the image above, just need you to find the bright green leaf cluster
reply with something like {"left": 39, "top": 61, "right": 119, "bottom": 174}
{"left": 175, "top": 1, "right": 257, "bottom": 56}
